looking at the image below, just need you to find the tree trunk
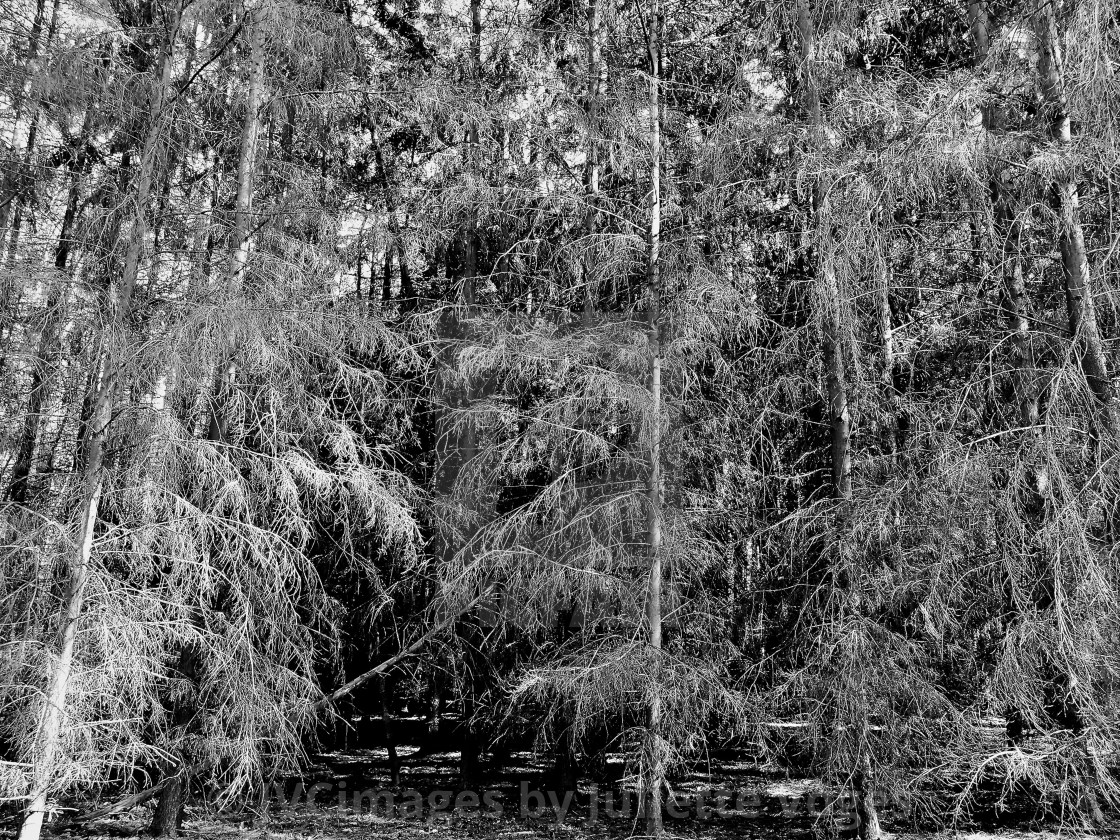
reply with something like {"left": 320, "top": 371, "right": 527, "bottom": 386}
{"left": 150, "top": 640, "right": 200, "bottom": 838}
{"left": 228, "top": 14, "right": 263, "bottom": 287}
{"left": 379, "top": 676, "right": 400, "bottom": 786}
{"left": 824, "top": 266, "right": 852, "bottom": 498}
{"left": 581, "top": 0, "right": 601, "bottom": 325}
{"left": 149, "top": 771, "right": 186, "bottom": 837}
{"left": 459, "top": 688, "right": 480, "bottom": 786}
{"left": 206, "top": 11, "right": 263, "bottom": 443}
{"left": 644, "top": 1, "right": 664, "bottom": 834}
{"left": 878, "top": 260, "right": 900, "bottom": 462}
{"left": 853, "top": 754, "right": 881, "bottom": 840}
{"left": 368, "top": 132, "right": 415, "bottom": 307}
{"left": 971, "top": 0, "right": 1042, "bottom": 449}
{"left": 18, "top": 15, "right": 181, "bottom": 838}
{"left": 796, "top": 2, "right": 877, "bottom": 836}
{"left": 1034, "top": 5, "right": 1115, "bottom": 427}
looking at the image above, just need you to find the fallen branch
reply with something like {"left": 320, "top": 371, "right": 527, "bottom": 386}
{"left": 312, "top": 610, "right": 459, "bottom": 710}
{"left": 67, "top": 775, "right": 173, "bottom": 824}
{"left": 314, "top": 588, "right": 495, "bottom": 711}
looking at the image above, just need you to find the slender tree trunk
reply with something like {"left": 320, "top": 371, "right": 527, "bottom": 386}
{"left": 581, "top": 0, "right": 601, "bottom": 325}
{"left": 455, "top": 0, "right": 484, "bottom": 789}
{"left": 971, "top": 1, "right": 1043, "bottom": 450}
{"left": 999, "top": 239, "right": 1041, "bottom": 440}
{"left": 158, "top": 24, "right": 264, "bottom": 828}
{"left": 644, "top": 1, "right": 664, "bottom": 834}
{"left": 878, "top": 259, "right": 899, "bottom": 462}
{"left": 379, "top": 676, "right": 400, "bottom": 786}
{"left": 17, "top": 13, "right": 181, "bottom": 839}
{"left": 381, "top": 247, "right": 393, "bottom": 304}
{"left": 795, "top": 2, "right": 876, "bottom": 836}
{"left": 464, "top": 0, "right": 481, "bottom": 309}
{"left": 824, "top": 266, "right": 852, "bottom": 497}
{"left": 206, "top": 12, "right": 263, "bottom": 443}
{"left": 1034, "top": 4, "right": 1115, "bottom": 427}
{"left": 1025, "top": 10, "right": 1108, "bottom": 821}
{"left": 369, "top": 132, "right": 415, "bottom": 305}
{"left": 228, "top": 16, "right": 263, "bottom": 287}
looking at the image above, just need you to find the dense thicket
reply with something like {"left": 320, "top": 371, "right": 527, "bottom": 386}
{"left": 1, "top": 0, "right": 1119, "bottom": 838}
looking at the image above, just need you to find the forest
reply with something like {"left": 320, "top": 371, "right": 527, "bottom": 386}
{"left": 1, "top": 0, "right": 1120, "bottom": 838}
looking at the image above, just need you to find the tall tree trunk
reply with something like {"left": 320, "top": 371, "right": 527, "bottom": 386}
{"left": 1034, "top": 4, "right": 1115, "bottom": 427}
{"left": 369, "top": 131, "right": 415, "bottom": 305}
{"left": 1027, "top": 9, "right": 1109, "bottom": 821}
{"left": 581, "top": 0, "right": 601, "bottom": 325}
{"left": 644, "top": 1, "right": 664, "bottom": 834}
{"left": 17, "top": 11, "right": 181, "bottom": 839}
{"left": 158, "top": 9, "right": 265, "bottom": 831}
{"left": 455, "top": 0, "right": 484, "bottom": 789}
{"left": 155, "top": 16, "right": 265, "bottom": 810}
{"left": 878, "top": 253, "right": 900, "bottom": 463}
{"left": 206, "top": 11, "right": 263, "bottom": 443}
{"left": 971, "top": 1, "right": 1043, "bottom": 451}
{"left": 795, "top": 2, "right": 875, "bottom": 836}
{"left": 379, "top": 676, "right": 400, "bottom": 786}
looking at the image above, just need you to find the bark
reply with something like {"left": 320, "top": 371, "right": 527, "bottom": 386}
{"left": 227, "top": 17, "right": 263, "bottom": 288}
{"left": 4, "top": 109, "right": 39, "bottom": 264}
{"left": 149, "top": 772, "right": 186, "bottom": 837}
{"left": 18, "top": 14, "right": 181, "bottom": 838}
{"left": 1035, "top": 5, "right": 1115, "bottom": 426}
{"left": 967, "top": 0, "right": 989, "bottom": 64}
{"left": 853, "top": 754, "right": 882, "bottom": 840}
{"left": 644, "top": 1, "right": 664, "bottom": 834}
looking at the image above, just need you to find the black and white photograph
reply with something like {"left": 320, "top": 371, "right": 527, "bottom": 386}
{"left": 2, "top": 0, "right": 1119, "bottom": 838}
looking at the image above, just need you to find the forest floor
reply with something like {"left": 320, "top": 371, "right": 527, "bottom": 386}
{"left": 35, "top": 745, "right": 1120, "bottom": 840}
